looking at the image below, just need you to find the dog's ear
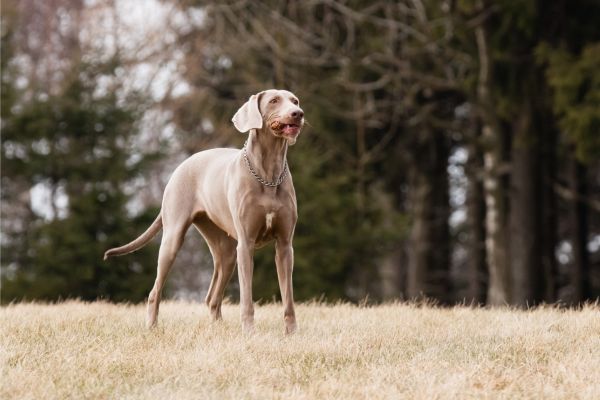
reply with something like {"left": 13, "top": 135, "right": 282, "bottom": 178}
{"left": 232, "top": 92, "right": 264, "bottom": 133}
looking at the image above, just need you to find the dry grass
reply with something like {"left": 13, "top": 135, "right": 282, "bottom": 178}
{"left": 1, "top": 301, "right": 599, "bottom": 399}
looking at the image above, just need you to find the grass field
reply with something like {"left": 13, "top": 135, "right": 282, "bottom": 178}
{"left": 1, "top": 301, "right": 599, "bottom": 399}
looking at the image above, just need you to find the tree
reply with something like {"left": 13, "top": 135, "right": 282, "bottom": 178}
{"left": 540, "top": 41, "right": 600, "bottom": 302}
{"left": 1, "top": 63, "right": 160, "bottom": 302}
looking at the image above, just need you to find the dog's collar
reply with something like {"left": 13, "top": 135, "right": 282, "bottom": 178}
{"left": 242, "top": 140, "right": 288, "bottom": 187}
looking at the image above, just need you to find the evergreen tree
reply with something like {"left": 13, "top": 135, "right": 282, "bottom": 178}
{"left": 1, "top": 63, "right": 160, "bottom": 303}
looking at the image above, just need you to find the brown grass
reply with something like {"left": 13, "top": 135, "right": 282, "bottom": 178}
{"left": 1, "top": 301, "right": 599, "bottom": 399}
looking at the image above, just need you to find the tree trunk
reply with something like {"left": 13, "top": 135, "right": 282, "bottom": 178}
{"left": 569, "top": 157, "right": 591, "bottom": 302}
{"left": 407, "top": 130, "right": 450, "bottom": 302}
{"left": 540, "top": 112, "right": 558, "bottom": 303}
{"left": 379, "top": 249, "right": 404, "bottom": 300}
{"left": 465, "top": 136, "right": 487, "bottom": 304}
{"left": 475, "top": 21, "right": 511, "bottom": 305}
{"left": 431, "top": 132, "right": 451, "bottom": 303}
{"left": 509, "top": 105, "right": 543, "bottom": 306}
{"left": 482, "top": 125, "right": 511, "bottom": 305}
{"left": 407, "top": 164, "right": 432, "bottom": 299}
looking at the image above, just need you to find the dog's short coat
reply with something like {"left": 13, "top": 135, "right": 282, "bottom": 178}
{"left": 104, "top": 89, "right": 304, "bottom": 334}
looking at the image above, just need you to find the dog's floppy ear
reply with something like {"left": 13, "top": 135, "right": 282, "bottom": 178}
{"left": 232, "top": 92, "right": 264, "bottom": 133}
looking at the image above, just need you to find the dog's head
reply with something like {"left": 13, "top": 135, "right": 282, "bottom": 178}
{"left": 232, "top": 89, "right": 304, "bottom": 145}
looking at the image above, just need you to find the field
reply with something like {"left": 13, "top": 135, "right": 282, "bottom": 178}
{"left": 1, "top": 301, "right": 599, "bottom": 399}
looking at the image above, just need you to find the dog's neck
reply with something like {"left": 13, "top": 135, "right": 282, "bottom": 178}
{"left": 246, "top": 129, "right": 288, "bottom": 184}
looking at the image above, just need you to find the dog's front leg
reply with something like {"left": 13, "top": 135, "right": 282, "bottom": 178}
{"left": 236, "top": 239, "right": 255, "bottom": 333}
{"left": 275, "top": 240, "right": 297, "bottom": 334}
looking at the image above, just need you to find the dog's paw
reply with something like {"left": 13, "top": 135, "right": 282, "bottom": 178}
{"left": 285, "top": 321, "right": 297, "bottom": 335}
{"left": 242, "top": 320, "right": 255, "bottom": 336}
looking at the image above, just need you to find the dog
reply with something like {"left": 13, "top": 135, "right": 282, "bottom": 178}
{"left": 104, "top": 89, "right": 304, "bottom": 334}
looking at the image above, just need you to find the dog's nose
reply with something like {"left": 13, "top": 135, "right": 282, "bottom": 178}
{"left": 291, "top": 110, "right": 304, "bottom": 119}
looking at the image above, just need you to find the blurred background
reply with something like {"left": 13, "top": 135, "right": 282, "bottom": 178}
{"left": 1, "top": 0, "right": 599, "bottom": 306}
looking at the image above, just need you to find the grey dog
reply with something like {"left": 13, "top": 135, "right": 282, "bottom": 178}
{"left": 104, "top": 89, "right": 304, "bottom": 334}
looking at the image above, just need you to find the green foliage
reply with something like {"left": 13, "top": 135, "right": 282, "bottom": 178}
{"left": 1, "top": 64, "right": 160, "bottom": 303}
{"left": 251, "top": 138, "right": 404, "bottom": 302}
{"left": 537, "top": 43, "right": 600, "bottom": 162}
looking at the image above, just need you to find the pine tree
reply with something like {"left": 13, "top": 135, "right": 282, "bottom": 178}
{"left": 1, "top": 63, "right": 161, "bottom": 303}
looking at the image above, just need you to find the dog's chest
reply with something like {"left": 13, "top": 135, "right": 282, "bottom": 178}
{"left": 252, "top": 190, "right": 295, "bottom": 247}
{"left": 265, "top": 212, "right": 275, "bottom": 230}
{"left": 255, "top": 209, "right": 278, "bottom": 247}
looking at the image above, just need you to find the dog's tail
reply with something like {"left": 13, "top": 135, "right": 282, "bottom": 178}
{"left": 103, "top": 212, "right": 163, "bottom": 260}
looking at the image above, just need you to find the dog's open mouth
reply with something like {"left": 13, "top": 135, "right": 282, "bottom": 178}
{"left": 271, "top": 121, "right": 301, "bottom": 137}
{"left": 282, "top": 123, "right": 300, "bottom": 136}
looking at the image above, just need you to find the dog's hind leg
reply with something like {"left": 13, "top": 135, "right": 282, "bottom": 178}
{"left": 146, "top": 219, "right": 189, "bottom": 328}
{"left": 194, "top": 217, "right": 237, "bottom": 321}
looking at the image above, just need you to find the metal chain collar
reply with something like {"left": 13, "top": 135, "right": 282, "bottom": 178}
{"left": 242, "top": 140, "right": 288, "bottom": 187}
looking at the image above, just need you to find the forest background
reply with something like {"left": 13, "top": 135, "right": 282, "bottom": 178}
{"left": 2, "top": 0, "right": 599, "bottom": 306}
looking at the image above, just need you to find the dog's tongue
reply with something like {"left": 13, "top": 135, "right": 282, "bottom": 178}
{"left": 282, "top": 124, "right": 300, "bottom": 136}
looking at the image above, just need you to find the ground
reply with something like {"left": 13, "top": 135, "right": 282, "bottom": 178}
{"left": 1, "top": 301, "right": 599, "bottom": 399}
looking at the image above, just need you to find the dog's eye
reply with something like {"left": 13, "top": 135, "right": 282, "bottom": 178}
{"left": 269, "top": 98, "right": 279, "bottom": 104}
{"left": 291, "top": 99, "right": 299, "bottom": 105}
